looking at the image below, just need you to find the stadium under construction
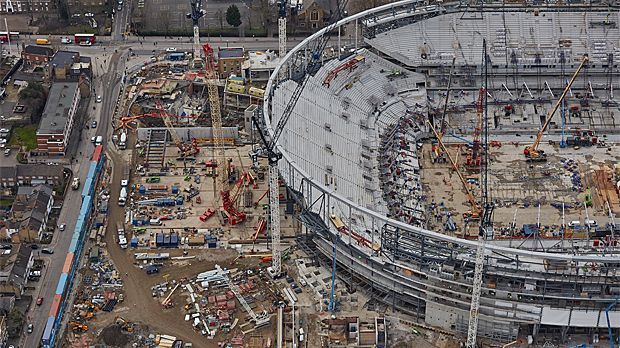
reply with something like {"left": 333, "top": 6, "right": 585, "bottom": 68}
{"left": 262, "top": 0, "right": 620, "bottom": 345}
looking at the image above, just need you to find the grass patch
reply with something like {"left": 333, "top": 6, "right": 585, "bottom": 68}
{"left": 10, "top": 125, "right": 38, "bottom": 151}
{"left": 0, "top": 199, "right": 14, "bottom": 207}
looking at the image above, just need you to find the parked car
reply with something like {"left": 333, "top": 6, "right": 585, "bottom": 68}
{"left": 30, "top": 244, "right": 39, "bottom": 250}
{"left": 91, "top": 120, "right": 98, "bottom": 128}
{"left": 96, "top": 95, "right": 102, "bottom": 103}
{"left": 27, "top": 323, "right": 33, "bottom": 333}
{"left": 165, "top": 47, "right": 177, "bottom": 52}
{"left": 3, "top": 149, "right": 9, "bottom": 156}
{"left": 41, "top": 248, "right": 53, "bottom": 254}
{"left": 36, "top": 297, "right": 43, "bottom": 305}
{"left": 59, "top": 223, "right": 66, "bottom": 231}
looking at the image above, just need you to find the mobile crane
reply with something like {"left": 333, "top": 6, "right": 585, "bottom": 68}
{"left": 427, "top": 121, "right": 481, "bottom": 221}
{"left": 523, "top": 55, "right": 589, "bottom": 162}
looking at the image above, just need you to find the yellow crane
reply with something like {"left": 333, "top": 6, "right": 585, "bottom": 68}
{"left": 523, "top": 55, "right": 589, "bottom": 161}
{"left": 427, "top": 121, "right": 481, "bottom": 220}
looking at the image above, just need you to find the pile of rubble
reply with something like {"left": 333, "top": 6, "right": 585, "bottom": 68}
{"left": 70, "top": 247, "right": 124, "bottom": 335}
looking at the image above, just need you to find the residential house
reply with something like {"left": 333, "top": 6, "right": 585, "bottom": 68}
{"left": 0, "top": 244, "right": 34, "bottom": 299}
{"left": 49, "top": 51, "right": 92, "bottom": 81}
{"left": 21, "top": 45, "right": 55, "bottom": 67}
{"left": 35, "top": 82, "right": 81, "bottom": 156}
{"left": 296, "top": 0, "right": 337, "bottom": 31}
{"left": 217, "top": 47, "right": 246, "bottom": 79}
{"left": 0, "top": 164, "right": 63, "bottom": 188}
{"left": 10, "top": 184, "right": 54, "bottom": 241}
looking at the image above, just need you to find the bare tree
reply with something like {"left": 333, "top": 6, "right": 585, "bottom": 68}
{"left": 216, "top": 9, "right": 224, "bottom": 30}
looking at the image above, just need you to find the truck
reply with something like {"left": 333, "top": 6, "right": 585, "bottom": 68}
{"left": 35, "top": 38, "right": 50, "bottom": 45}
{"left": 95, "top": 135, "right": 103, "bottom": 145}
{"left": 121, "top": 167, "right": 130, "bottom": 188}
{"left": 71, "top": 177, "right": 80, "bottom": 190}
{"left": 117, "top": 222, "right": 125, "bottom": 236}
{"left": 118, "top": 131, "right": 127, "bottom": 149}
{"left": 118, "top": 187, "right": 127, "bottom": 206}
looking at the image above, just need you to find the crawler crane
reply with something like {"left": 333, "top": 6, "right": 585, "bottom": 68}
{"left": 523, "top": 55, "right": 589, "bottom": 161}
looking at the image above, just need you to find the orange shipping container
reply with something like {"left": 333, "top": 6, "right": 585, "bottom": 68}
{"left": 49, "top": 294, "right": 62, "bottom": 318}
{"left": 62, "top": 253, "right": 74, "bottom": 274}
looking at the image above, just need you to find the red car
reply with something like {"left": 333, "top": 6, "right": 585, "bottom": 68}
{"left": 36, "top": 297, "right": 43, "bottom": 306}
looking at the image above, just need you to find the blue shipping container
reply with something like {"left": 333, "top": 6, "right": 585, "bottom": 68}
{"left": 41, "top": 316, "right": 55, "bottom": 346}
{"left": 164, "top": 235, "right": 171, "bottom": 247}
{"left": 131, "top": 237, "right": 138, "bottom": 248}
{"left": 208, "top": 242, "right": 217, "bottom": 248}
{"left": 156, "top": 233, "right": 164, "bottom": 246}
{"left": 56, "top": 273, "right": 68, "bottom": 295}
{"left": 170, "top": 234, "right": 178, "bottom": 246}
{"left": 81, "top": 178, "right": 93, "bottom": 198}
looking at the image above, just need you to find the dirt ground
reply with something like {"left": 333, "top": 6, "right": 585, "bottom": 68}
{"left": 421, "top": 140, "right": 619, "bottom": 237}
{"left": 95, "top": 148, "right": 243, "bottom": 346}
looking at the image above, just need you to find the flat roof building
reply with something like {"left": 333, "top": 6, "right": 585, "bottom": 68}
{"left": 36, "top": 82, "right": 80, "bottom": 156}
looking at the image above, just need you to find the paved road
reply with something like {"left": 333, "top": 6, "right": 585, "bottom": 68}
{"left": 21, "top": 47, "right": 126, "bottom": 348}
{"left": 112, "top": 0, "right": 132, "bottom": 42}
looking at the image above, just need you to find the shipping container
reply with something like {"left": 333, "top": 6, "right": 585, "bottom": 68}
{"left": 156, "top": 233, "right": 164, "bottom": 246}
{"left": 131, "top": 237, "right": 138, "bottom": 248}
{"left": 41, "top": 316, "right": 55, "bottom": 347}
{"left": 81, "top": 178, "right": 93, "bottom": 198}
{"left": 49, "top": 294, "right": 62, "bottom": 318}
{"left": 62, "top": 253, "right": 74, "bottom": 273}
{"left": 92, "top": 145, "right": 103, "bottom": 162}
{"left": 164, "top": 234, "right": 171, "bottom": 247}
{"left": 170, "top": 234, "right": 179, "bottom": 246}
{"left": 87, "top": 162, "right": 97, "bottom": 181}
{"left": 56, "top": 273, "right": 68, "bottom": 295}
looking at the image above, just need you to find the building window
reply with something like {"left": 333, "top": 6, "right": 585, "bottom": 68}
{"left": 310, "top": 10, "right": 319, "bottom": 21}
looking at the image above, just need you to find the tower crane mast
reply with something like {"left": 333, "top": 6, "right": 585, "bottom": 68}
{"left": 253, "top": 0, "right": 349, "bottom": 277}
{"left": 187, "top": 0, "right": 206, "bottom": 68}
{"left": 278, "top": 0, "right": 287, "bottom": 59}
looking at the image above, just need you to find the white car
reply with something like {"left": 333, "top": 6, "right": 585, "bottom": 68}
{"left": 85, "top": 12, "right": 94, "bottom": 17}
{"left": 0, "top": 128, "right": 9, "bottom": 133}
{"left": 0, "top": 139, "right": 7, "bottom": 144}
{"left": 96, "top": 95, "right": 102, "bottom": 103}
{"left": 61, "top": 37, "right": 72, "bottom": 44}
{"left": 165, "top": 47, "right": 177, "bottom": 52}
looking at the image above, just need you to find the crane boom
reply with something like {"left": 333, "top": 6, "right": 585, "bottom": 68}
{"left": 427, "top": 121, "right": 481, "bottom": 218}
{"left": 256, "top": 0, "right": 349, "bottom": 277}
{"left": 524, "top": 55, "right": 588, "bottom": 160}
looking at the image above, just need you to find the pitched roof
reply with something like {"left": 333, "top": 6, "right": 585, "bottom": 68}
{"left": 23, "top": 45, "right": 54, "bottom": 57}
{"left": 218, "top": 47, "right": 244, "bottom": 59}
{"left": 16, "top": 164, "right": 63, "bottom": 178}
{"left": 0, "top": 167, "right": 16, "bottom": 180}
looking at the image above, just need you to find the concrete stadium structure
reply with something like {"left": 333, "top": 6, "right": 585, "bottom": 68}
{"left": 263, "top": 0, "right": 620, "bottom": 344}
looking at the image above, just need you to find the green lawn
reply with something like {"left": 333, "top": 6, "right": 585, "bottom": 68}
{"left": 9, "top": 125, "right": 38, "bottom": 150}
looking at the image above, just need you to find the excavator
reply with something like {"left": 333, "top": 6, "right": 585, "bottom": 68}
{"left": 523, "top": 55, "right": 589, "bottom": 162}
{"left": 428, "top": 121, "right": 482, "bottom": 221}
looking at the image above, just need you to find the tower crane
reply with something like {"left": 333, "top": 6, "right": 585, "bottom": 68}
{"left": 187, "top": 0, "right": 206, "bottom": 68}
{"left": 252, "top": 0, "right": 349, "bottom": 277}
{"left": 466, "top": 87, "right": 486, "bottom": 167}
{"left": 466, "top": 40, "right": 494, "bottom": 348}
{"left": 203, "top": 43, "right": 246, "bottom": 225}
{"left": 278, "top": 0, "right": 287, "bottom": 59}
{"left": 523, "top": 55, "right": 589, "bottom": 162}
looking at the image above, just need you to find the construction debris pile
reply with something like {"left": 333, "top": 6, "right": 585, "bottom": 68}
{"left": 152, "top": 265, "right": 276, "bottom": 345}
{"left": 66, "top": 247, "right": 124, "bottom": 345}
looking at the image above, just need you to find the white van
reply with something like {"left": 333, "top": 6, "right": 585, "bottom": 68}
{"left": 149, "top": 218, "right": 162, "bottom": 226}
{"left": 585, "top": 219, "right": 597, "bottom": 227}
{"left": 568, "top": 220, "right": 581, "bottom": 227}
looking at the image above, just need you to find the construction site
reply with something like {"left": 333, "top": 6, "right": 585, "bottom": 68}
{"left": 46, "top": 0, "right": 620, "bottom": 347}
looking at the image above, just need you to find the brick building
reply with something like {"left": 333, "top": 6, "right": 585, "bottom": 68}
{"left": 217, "top": 47, "right": 246, "bottom": 79}
{"left": 35, "top": 82, "right": 80, "bottom": 156}
{"left": 21, "top": 45, "right": 55, "bottom": 67}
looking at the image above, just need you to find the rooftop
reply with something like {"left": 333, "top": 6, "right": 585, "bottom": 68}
{"left": 37, "top": 82, "right": 79, "bottom": 135}
{"left": 50, "top": 51, "right": 80, "bottom": 68}
{"left": 15, "top": 164, "right": 63, "bottom": 179}
{"left": 23, "top": 45, "right": 54, "bottom": 57}
{"left": 248, "top": 50, "right": 281, "bottom": 70}
{"left": 218, "top": 47, "right": 244, "bottom": 59}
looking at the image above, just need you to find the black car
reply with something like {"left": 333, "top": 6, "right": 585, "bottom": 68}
{"left": 41, "top": 248, "right": 54, "bottom": 255}
{"left": 0, "top": 244, "right": 11, "bottom": 250}
{"left": 30, "top": 244, "right": 39, "bottom": 250}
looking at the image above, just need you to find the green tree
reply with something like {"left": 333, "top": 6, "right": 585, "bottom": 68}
{"left": 57, "top": 0, "right": 70, "bottom": 21}
{"left": 19, "top": 82, "right": 48, "bottom": 124}
{"left": 226, "top": 4, "right": 242, "bottom": 28}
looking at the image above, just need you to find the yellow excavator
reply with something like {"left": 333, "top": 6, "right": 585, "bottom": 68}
{"left": 523, "top": 55, "right": 589, "bottom": 162}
